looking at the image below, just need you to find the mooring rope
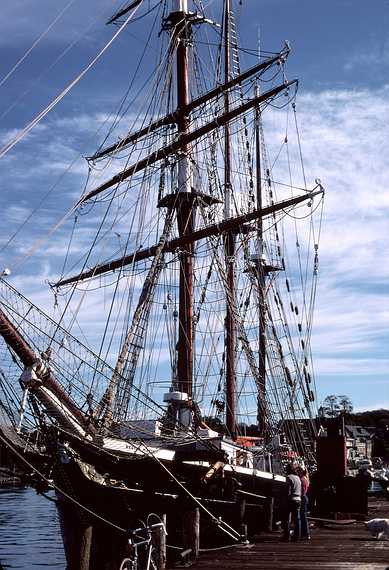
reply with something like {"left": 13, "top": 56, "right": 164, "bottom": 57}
{"left": 0, "top": 432, "right": 127, "bottom": 533}
{"left": 136, "top": 440, "right": 241, "bottom": 542}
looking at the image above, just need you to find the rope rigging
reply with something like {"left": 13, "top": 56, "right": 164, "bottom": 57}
{"left": 0, "top": 1, "right": 144, "bottom": 160}
{"left": 0, "top": 0, "right": 326, "bottom": 486}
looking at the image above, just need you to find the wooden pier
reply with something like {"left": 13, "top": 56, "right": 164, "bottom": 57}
{"left": 190, "top": 498, "right": 389, "bottom": 570}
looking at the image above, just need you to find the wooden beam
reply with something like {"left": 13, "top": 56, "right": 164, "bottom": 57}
{"left": 89, "top": 49, "right": 289, "bottom": 161}
{"left": 0, "top": 308, "right": 95, "bottom": 433}
{"left": 55, "top": 187, "right": 323, "bottom": 287}
{"left": 106, "top": 0, "right": 144, "bottom": 25}
{"left": 78, "top": 80, "right": 297, "bottom": 205}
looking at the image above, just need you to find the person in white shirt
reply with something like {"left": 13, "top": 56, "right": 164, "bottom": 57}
{"left": 281, "top": 463, "right": 302, "bottom": 541}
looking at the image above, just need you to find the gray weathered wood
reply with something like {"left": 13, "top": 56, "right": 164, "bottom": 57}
{"left": 265, "top": 497, "right": 274, "bottom": 532}
{"left": 153, "top": 514, "right": 167, "bottom": 570}
{"left": 190, "top": 498, "right": 389, "bottom": 570}
{"left": 183, "top": 508, "right": 200, "bottom": 560}
{"left": 79, "top": 525, "right": 93, "bottom": 570}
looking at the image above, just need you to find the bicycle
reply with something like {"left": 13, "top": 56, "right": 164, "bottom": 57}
{"left": 119, "top": 518, "right": 166, "bottom": 570}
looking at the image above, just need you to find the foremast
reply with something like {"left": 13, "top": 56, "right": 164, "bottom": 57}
{"left": 170, "top": 0, "right": 194, "bottom": 399}
{"left": 160, "top": 0, "right": 220, "bottom": 427}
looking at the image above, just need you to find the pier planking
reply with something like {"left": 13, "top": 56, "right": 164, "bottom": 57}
{"left": 192, "top": 499, "right": 389, "bottom": 570}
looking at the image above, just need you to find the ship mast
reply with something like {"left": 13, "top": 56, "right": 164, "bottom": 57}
{"left": 170, "top": 0, "right": 193, "bottom": 397}
{"left": 223, "top": 0, "right": 237, "bottom": 437}
{"left": 255, "top": 87, "right": 267, "bottom": 432}
{"left": 51, "top": 3, "right": 320, "bottom": 429}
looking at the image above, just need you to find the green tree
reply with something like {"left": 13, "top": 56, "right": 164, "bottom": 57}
{"left": 321, "top": 394, "right": 341, "bottom": 417}
{"left": 338, "top": 395, "right": 353, "bottom": 415}
{"left": 321, "top": 394, "right": 354, "bottom": 417}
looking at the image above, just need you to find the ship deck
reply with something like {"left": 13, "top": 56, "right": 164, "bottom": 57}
{"left": 190, "top": 497, "right": 389, "bottom": 570}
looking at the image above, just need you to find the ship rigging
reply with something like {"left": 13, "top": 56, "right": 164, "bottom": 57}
{"left": 0, "top": 0, "right": 324, "bottom": 566}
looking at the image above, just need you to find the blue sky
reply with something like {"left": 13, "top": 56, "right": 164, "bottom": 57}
{"left": 0, "top": 0, "right": 388, "bottom": 413}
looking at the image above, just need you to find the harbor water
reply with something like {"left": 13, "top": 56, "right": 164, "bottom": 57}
{"left": 0, "top": 486, "right": 65, "bottom": 569}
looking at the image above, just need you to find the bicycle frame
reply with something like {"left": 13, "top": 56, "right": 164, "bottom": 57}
{"left": 119, "top": 521, "right": 166, "bottom": 570}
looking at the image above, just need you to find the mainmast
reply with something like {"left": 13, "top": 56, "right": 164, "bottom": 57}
{"left": 168, "top": 0, "right": 194, "bottom": 398}
{"left": 223, "top": 0, "right": 237, "bottom": 437}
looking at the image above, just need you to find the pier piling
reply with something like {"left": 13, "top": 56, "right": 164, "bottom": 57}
{"left": 183, "top": 507, "right": 200, "bottom": 560}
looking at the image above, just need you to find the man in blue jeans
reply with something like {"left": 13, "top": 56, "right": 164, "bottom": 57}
{"left": 281, "top": 463, "right": 301, "bottom": 541}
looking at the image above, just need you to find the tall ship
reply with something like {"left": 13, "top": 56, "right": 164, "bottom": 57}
{"left": 0, "top": 0, "right": 324, "bottom": 567}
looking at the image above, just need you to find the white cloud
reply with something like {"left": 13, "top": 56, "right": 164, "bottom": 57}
{"left": 315, "top": 357, "right": 389, "bottom": 376}
{"left": 262, "top": 85, "right": 389, "bottom": 405}
{"left": 1, "top": 77, "right": 389, "bottom": 411}
{"left": 354, "top": 400, "right": 389, "bottom": 413}
{"left": 344, "top": 39, "right": 389, "bottom": 72}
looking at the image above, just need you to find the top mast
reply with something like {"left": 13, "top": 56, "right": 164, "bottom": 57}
{"left": 223, "top": 0, "right": 237, "bottom": 437}
{"left": 173, "top": 0, "right": 191, "bottom": 195}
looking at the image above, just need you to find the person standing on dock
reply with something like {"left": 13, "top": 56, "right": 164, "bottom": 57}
{"left": 298, "top": 467, "right": 311, "bottom": 540}
{"left": 281, "top": 463, "right": 302, "bottom": 541}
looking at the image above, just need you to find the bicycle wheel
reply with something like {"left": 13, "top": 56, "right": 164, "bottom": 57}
{"left": 147, "top": 548, "right": 159, "bottom": 570}
{"left": 119, "top": 557, "right": 137, "bottom": 570}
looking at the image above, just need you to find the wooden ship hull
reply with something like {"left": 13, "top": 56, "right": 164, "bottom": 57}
{"left": 0, "top": 403, "right": 288, "bottom": 567}
{"left": 0, "top": 290, "right": 287, "bottom": 567}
